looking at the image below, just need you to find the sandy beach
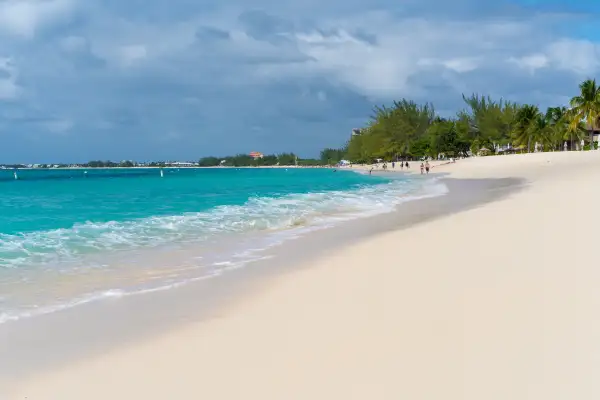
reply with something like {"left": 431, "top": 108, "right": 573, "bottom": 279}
{"left": 6, "top": 151, "right": 600, "bottom": 399}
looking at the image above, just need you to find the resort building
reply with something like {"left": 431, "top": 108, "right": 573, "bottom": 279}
{"left": 169, "top": 161, "right": 198, "bottom": 167}
{"left": 585, "top": 122, "right": 600, "bottom": 146}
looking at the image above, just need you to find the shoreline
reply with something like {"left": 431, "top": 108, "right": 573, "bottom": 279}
{"left": 0, "top": 168, "right": 426, "bottom": 326}
{"left": 1, "top": 176, "right": 520, "bottom": 391}
{"left": 6, "top": 151, "right": 600, "bottom": 398}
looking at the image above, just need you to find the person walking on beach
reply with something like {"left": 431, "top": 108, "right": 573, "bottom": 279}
{"left": 420, "top": 163, "right": 424, "bottom": 174}
{"left": 425, "top": 161, "right": 430, "bottom": 174}
{"left": 405, "top": 161, "right": 409, "bottom": 168}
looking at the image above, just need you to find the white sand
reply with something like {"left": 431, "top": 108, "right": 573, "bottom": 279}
{"left": 8, "top": 151, "right": 600, "bottom": 399}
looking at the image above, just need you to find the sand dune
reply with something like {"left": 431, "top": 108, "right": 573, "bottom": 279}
{"left": 8, "top": 151, "right": 600, "bottom": 399}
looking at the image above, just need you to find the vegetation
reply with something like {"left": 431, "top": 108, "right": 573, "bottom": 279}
{"left": 340, "top": 80, "right": 598, "bottom": 163}
{"left": 197, "top": 153, "right": 325, "bottom": 167}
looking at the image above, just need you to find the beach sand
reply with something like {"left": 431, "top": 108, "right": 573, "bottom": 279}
{"left": 6, "top": 151, "right": 600, "bottom": 399}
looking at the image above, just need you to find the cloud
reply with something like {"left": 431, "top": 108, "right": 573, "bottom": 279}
{"left": 0, "top": 0, "right": 76, "bottom": 38}
{"left": 0, "top": 57, "right": 20, "bottom": 99}
{"left": 1, "top": 0, "right": 600, "bottom": 162}
{"left": 117, "top": 44, "right": 147, "bottom": 67}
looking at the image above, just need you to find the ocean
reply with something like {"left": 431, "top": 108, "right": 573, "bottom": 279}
{"left": 0, "top": 167, "right": 446, "bottom": 324}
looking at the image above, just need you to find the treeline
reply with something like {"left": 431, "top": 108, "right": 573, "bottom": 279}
{"left": 320, "top": 79, "right": 600, "bottom": 164}
{"left": 199, "top": 153, "right": 299, "bottom": 167}
{"left": 198, "top": 151, "right": 346, "bottom": 167}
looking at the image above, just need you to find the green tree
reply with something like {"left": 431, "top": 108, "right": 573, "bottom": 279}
{"left": 320, "top": 148, "right": 346, "bottom": 164}
{"left": 568, "top": 79, "right": 600, "bottom": 149}
{"left": 511, "top": 104, "right": 540, "bottom": 152}
{"left": 198, "top": 157, "right": 221, "bottom": 167}
{"left": 428, "top": 118, "right": 458, "bottom": 157}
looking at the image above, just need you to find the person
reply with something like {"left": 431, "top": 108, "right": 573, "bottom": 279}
{"left": 425, "top": 161, "right": 430, "bottom": 174}
{"left": 405, "top": 161, "right": 409, "bottom": 168}
{"left": 400, "top": 161, "right": 404, "bottom": 170}
{"left": 369, "top": 167, "right": 373, "bottom": 175}
{"left": 420, "top": 163, "right": 424, "bottom": 174}
{"left": 392, "top": 161, "right": 395, "bottom": 169}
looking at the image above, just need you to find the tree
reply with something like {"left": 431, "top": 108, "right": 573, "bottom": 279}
{"left": 198, "top": 157, "right": 221, "bottom": 167}
{"left": 568, "top": 79, "right": 600, "bottom": 150}
{"left": 428, "top": 118, "right": 458, "bottom": 157}
{"left": 277, "top": 153, "right": 297, "bottom": 165}
{"left": 320, "top": 148, "right": 346, "bottom": 164}
{"left": 511, "top": 105, "right": 540, "bottom": 152}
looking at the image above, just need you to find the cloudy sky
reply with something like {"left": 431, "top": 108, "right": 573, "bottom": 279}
{"left": 1, "top": 0, "right": 599, "bottom": 162}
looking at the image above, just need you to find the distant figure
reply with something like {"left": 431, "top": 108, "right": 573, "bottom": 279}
{"left": 369, "top": 167, "right": 373, "bottom": 175}
{"left": 425, "top": 161, "right": 430, "bottom": 174}
{"left": 392, "top": 162, "right": 395, "bottom": 169}
{"left": 400, "top": 162, "right": 403, "bottom": 170}
{"left": 420, "top": 163, "right": 424, "bottom": 174}
{"left": 383, "top": 163, "right": 387, "bottom": 170}
{"left": 405, "top": 161, "right": 409, "bottom": 168}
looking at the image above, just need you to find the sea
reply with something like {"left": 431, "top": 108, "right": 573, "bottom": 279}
{"left": 0, "top": 167, "right": 447, "bottom": 324}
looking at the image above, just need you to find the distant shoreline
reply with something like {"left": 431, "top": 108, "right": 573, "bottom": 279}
{"left": 1, "top": 165, "right": 336, "bottom": 170}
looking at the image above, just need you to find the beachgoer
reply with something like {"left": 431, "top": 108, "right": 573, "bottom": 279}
{"left": 405, "top": 161, "right": 409, "bottom": 168}
{"left": 392, "top": 162, "right": 395, "bottom": 169}
{"left": 420, "top": 163, "right": 424, "bottom": 174}
{"left": 425, "top": 161, "right": 430, "bottom": 174}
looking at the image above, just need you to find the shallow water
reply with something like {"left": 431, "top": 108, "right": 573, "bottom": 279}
{"left": 0, "top": 167, "right": 446, "bottom": 323}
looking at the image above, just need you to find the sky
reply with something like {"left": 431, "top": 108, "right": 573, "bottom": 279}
{"left": 1, "top": 0, "right": 600, "bottom": 162}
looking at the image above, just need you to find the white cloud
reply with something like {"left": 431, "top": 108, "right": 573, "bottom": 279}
{"left": 0, "top": 0, "right": 75, "bottom": 38}
{"left": 118, "top": 45, "right": 148, "bottom": 67}
{"left": 509, "top": 54, "right": 549, "bottom": 73}
{"left": 418, "top": 57, "right": 481, "bottom": 73}
{"left": 545, "top": 39, "right": 600, "bottom": 75}
{"left": 251, "top": 15, "right": 600, "bottom": 100}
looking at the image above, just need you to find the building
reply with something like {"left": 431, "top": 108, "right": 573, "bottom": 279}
{"left": 351, "top": 128, "right": 363, "bottom": 137}
{"left": 585, "top": 122, "right": 600, "bottom": 147}
{"left": 169, "top": 161, "right": 198, "bottom": 167}
{"left": 249, "top": 152, "right": 264, "bottom": 160}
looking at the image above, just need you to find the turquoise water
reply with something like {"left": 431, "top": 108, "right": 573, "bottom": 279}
{"left": 0, "top": 167, "right": 445, "bottom": 323}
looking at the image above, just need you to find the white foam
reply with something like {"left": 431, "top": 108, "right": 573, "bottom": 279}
{"left": 0, "top": 177, "right": 448, "bottom": 324}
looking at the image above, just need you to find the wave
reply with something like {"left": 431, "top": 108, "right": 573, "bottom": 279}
{"left": 0, "top": 177, "right": 448, "bottom": 325}
{"left": 0, "top": 177, "right": 447, "bottom": 270}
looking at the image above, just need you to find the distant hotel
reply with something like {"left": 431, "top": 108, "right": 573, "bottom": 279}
{"left": 351, "top": 128, "right": 364, "bottom": 137}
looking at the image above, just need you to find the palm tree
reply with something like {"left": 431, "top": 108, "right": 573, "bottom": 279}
{"left": 545, "top": 106, "right": 572, "bottom": 150}
{"left": 568, "top": 79, "right": 600, "bottom": 150}
{"left": 511, "top": 104, "right": 540, "bottom": 152}
{"left": 529, "top": 113, "right": 552, "bottom": 151}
